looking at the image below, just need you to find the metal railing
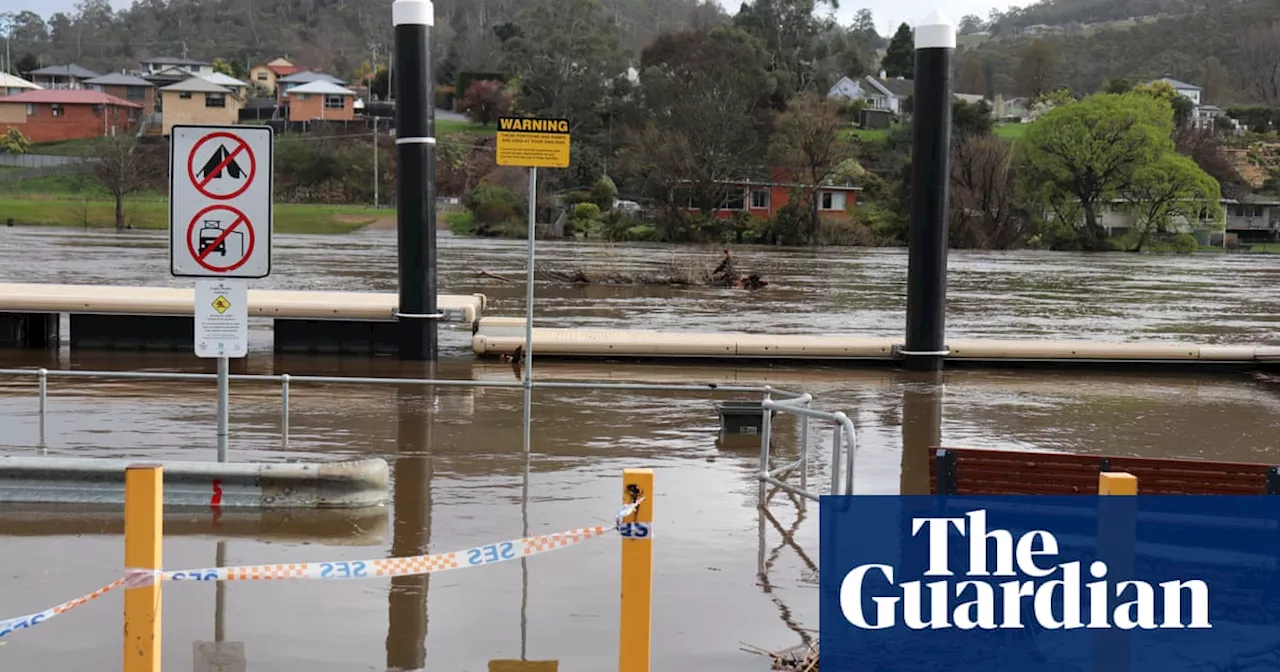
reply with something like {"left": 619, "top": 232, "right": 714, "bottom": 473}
{"left": 0, "top": 367, "right": 829, "bottom": 457}
{"left": 756, "top": 389, "right": 857, "bottom": 504}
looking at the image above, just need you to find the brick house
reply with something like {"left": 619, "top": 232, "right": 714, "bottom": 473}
{"left": 285, "top": 80, "right": 358, "bottom": 121}
{"left": 157, "top": 77, "right": 244, "bottom": 136}
{"left": 678, "top": 169, "right": 862, "bottom": 222}
{"left": 276, "top": 71, "right": 346, "bottom": 107}
{"left": 0, "top": 89, "right": 141, "bottom": 142}
{"left": 83, "top": 73, "right": 156, "bottom": 115}
{"left": 25, "top": 64, "right": 100, "bottom": 89}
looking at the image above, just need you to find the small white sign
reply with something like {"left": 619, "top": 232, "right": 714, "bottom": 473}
{"left": 170, "top": 125, "right": 273, "bottom": 279}
{"left": 194, "top": 279, "right": 248, "bottom": 359}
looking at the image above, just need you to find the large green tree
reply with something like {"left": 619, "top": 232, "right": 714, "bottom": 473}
{"left": 1120, "top": 152, "right": 1221, "bottom": 251}
{"left": 772, "top": 91, "right": 852, "bottom": 240}
{"left": 1020, "top": 93, "right": 1179, "bottom": 248}
{"left": 881, "top": 23, "right": 913, "bottom": 78}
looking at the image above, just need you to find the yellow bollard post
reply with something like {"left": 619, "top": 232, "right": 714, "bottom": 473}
{"left": 1094, "top": 471, "right": 1135, "bottom": 672}
{"left": 124, "top": 464, "right": 163, "bottom": 672}
{"left": 1099, "top": 472, "right": 1137, "bottom": 495}
{"left": 619, "top": 468, "right": 653, "bottom": 672}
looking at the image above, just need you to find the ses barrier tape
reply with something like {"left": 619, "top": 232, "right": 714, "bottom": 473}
{"left": 0, "top": 501, "right": 646, "bottom": 640}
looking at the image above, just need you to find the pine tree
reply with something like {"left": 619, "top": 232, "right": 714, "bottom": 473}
{"left": 881, "top": 23, "right": 914, "bottom": 78}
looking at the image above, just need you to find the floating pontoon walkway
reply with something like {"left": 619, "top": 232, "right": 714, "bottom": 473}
{"left": 0, "top": 283, "right": 487, "bottom": 354}
{"left": 473, "top": 317, "right": 1280, "bottom": 369}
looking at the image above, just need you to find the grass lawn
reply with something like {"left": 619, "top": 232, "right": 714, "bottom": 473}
{"left": 844, "top": 127, "right": 890, "bottom": 141}
{"left": 436, "top": 118, "right": 496, "bottom": 135}
{"left": 28, "top": 138, "right": 107, "bottom": 156}
{"left": 995, "top": 123, "right": 1028, "bottom": 140}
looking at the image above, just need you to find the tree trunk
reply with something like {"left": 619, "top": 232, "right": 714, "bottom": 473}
{"left": 114, "top": 192, "right": 125, "bottom": 230}
{"left": 810, "top": 188, "right": 821, "bottom": 244}
{"left": 1082, "top": 202, "right": 1106, "bottom": 250}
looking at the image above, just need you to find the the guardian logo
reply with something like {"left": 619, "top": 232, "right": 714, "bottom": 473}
{"left": 840, "top": 510, "right": 1212, "bottom": 631}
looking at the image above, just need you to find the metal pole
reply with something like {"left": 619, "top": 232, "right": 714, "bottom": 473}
{"left": 216, "top": 357, "right": 229, "bottom": 462}
{"left": 522, "top": 166, "right": 536, "bottom": 453}
{"left": 214, "top": 541, "right": 226, "bottom": 642}
{"left": 757, "top": 390, "right": 772, "bottom": 505}
{"left": 373, "top": 122, "right": 379, "bottom": 209}
{"left": 903, "top": 10, "right": 955, "bottom": 373}
{"left": 37, "top": 367, "right": 46, "bottom": 448}
{"left": 393, "top": 0, "right": 437, "bottom": 361}
{"left": 280, "top": 373, "right": 290, "bottom": 449}
{"left": 798, "top": 408, "right": 809, "bottom": 495}
{"left": 830, "top": 427, "right": 842, "bottom": 496}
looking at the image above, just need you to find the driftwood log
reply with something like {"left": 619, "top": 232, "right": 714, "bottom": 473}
{"left": 484, "top": 250, "right": 770, "bottom": 290}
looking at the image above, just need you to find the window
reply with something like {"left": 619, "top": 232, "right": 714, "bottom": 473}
{"left": 296, "top": 93, "right": 310, "bottom": 101}
{"left": 820, "top": 191, "right": 846, "bottom": 211}
{"left": 179, "top": 91, "right": 193, "bottom": 100}
{"left": 821, "top": 192, "right": 833, "bottom": 210}
{"left": 25, "top": 104, "right": 34, "bottom": 116}
{"left": 324, "top": 95, "right": 345, "bottom": 109}
{"left": 721, "top": 189, "right": 745, "bottom": 211}
{"left": 750, "top": 189, "right": 769, "bottom": 209}
{"left": 205, "top": 93, "right": 226, "bottom": 108}
{"left": 256, "top": 72, "right": 268, "bottom": 81}
{"left": 50, "top": 104, "right": 64, "bottom": 117}
{"left": 126, "top": 86, "right": 146, "bottom": 101}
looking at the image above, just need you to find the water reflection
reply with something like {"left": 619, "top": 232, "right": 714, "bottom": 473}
{"left": 900, "top": 372, "right": 944, "bottom": 495}
{"left": 387, "top": 370, "right": 434, "bottom": 672}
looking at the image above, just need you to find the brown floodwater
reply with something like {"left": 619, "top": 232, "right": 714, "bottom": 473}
{"left": 1, "top": 227, "right": 1280, "bottom": 670}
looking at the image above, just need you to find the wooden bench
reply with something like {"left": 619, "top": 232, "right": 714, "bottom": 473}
{"left": 930, "top": 446, "right": 1280, "bottom": 495}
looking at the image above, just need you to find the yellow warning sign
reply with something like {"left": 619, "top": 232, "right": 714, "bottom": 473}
{"left": 212, "top": 295, "right": 231, "bottom": 314}
{"left": 496, "top": 116, "right": 571, "bottom": 169}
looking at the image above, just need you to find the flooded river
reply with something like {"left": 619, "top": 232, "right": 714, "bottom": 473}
{"left": 1, "top": 227, "right": 1280, "bottom": 671}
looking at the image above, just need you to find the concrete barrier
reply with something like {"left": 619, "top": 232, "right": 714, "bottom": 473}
{"left": 0, "top": 457, "right": 389, "bottom": 509}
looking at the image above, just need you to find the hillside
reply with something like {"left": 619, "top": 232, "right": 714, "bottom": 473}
{"left": 9, "top": 0, "right": 716, "bottom": 86}
{"left": 959, "top": 0, "right": 1280, "bottom": 104}
{"left": 987, "top": 0, "right": 1244, "bottom": 33}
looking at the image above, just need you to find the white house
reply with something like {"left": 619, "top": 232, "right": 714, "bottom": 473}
{"left": 140, "top": 57, "right": 214, "bottom": 78}
{"left": 828, "top": 72, "right": 985, "bottom": 116}
{"left": 826, "top": 76, "right": 865, "bottom": 102}
{"left": 1152, "top": 77, "right": 1201, "bottom": 106}
{"left": 1146, "top": 77, "right": 1231, "bottom": 130}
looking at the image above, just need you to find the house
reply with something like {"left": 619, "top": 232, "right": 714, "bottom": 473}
{"left": 0, "top": 89, "right": 141, "bottom": 142}
{"left": 200, "top": 72, "right": 250, "bottom": 99}
{"left": 1223, "top": 197, "right": 1280, "bottom": 241}
{"left": 0, "top": 73, "right": 41, "bottom": 97}
{"left": 140, "top": 57, "right": 213, "bottom": 78}
{"left": 677, "top": 169, "right": 861, "bottom": 222}
{"left": 1151, "top": 77, "right": 1201, "bottom": 106}
{"left": 993, "top": 94, "right": 1032, "bottom": 123}
{"left": 284, "top": 80, "right": 358, "bottom": 121}
{"left": 276, "top": 71, "right": 346, "bottom": 107}
{"left": 83, "top": 73, "right": 156, "bottom": 115}
{"left": 142, "top": 66, "right": 204, "bottom": 89}
{"left": 828, "top": 72, "right": 982, "bottom": 116}
{"left": 1146, "top": 77, "right": 1227, "bottom": 130}
{"left": 157, "top": 77, "right": 244, "bottom": 136}
{"left": 248, "top": 58, "right": 300, "bottom": 94}
{"left": 25, "top": 64, "right": 100, "bottom": 89}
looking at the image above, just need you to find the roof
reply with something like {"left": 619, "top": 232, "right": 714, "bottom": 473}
{"left": 0, "top": 88, "right": 141, "bottom": 107}
{"left": 1155, "top": 77, "right": 1201, "bottom": 91}
{"left": 142, "top": 56, "right": 212, "bottom": 66}
{"left": 866, "top": 75, "right": 981, "bottom": 100}
{"left": 27, "top": 64, "right": 100, "bottom": 79}
{"left": 278, "top": 70, "right": 346, "bottom": 85}
{"left": 84, "top": 73, "right": 155, "bottom": 87}
{"left": 267, "top": 64, "right": 301, "bottom": 77}
{"left": 160, "top": 77, "right": 232, "bottom": 94}
{"left": 200, "top": 72, "right": 249, "bottom": 88}
{"left": 266, "top": 58, "right": 294, "bottom": 67}
{"left": 1198, "top": 104, "right": 1224, "bottom": 112}
{"left": 0, "top": 73, "right": 40, "bottom": 90}
{"left": 286, "top": 80, "right": 357, "bottom": 96}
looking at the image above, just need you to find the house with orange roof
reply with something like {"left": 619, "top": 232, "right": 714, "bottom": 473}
{"left": 249, "top": 58, "right": 301, "bottom": 94}
{"left": 0, "top": 89, "right": 141, "bottom": 142}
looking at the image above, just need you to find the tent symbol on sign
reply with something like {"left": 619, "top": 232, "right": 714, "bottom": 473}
{"left": 198, "top": 145, "right": 245, "bottom": 180}
{"left": 199, "top": 221, "right": 244, "bottom": 258}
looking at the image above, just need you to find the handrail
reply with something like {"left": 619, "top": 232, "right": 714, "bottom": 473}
{"left": 757, "top": 394, "right": 857, "bottom": 504}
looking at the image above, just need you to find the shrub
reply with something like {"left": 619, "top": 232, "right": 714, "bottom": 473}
{"left": 445, "top": 211, "right": 476, "bottom": 235}
{"left": 459, "top": 80, "right": 512, "bottom": 126}
{"left": 1171, "top": 233, "right": 1199, "bottom": 254}
{"left": 463, "top": 183, "right": 523, "bottom": 229}
{"left": 590, "top": 176, "right": 618, "bottom": 210}
{"left": 573, "top": 202, "right": 601, "bottom": 221}
{"left": 0, "top": 128, "right": 30, "bottom": 154}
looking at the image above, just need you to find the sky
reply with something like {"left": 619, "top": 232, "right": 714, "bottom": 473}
{"left": 5, "top": 0, "right": 1035, "bottom": 39}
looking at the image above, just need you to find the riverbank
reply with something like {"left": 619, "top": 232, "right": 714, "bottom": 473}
{"left": 0, "top": 196, "right": 394, "bottom": 234}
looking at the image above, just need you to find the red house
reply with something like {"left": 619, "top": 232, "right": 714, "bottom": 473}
{"left": 678, "top": 168, "right": 861, "bottom": 221}
{"left": 0, "top": 89, "right": 142, "bottom": 143}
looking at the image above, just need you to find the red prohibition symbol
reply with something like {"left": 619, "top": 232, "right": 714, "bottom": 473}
{"left": 187, "top": 131, "right": 257, "bottom": 200}
{"left": 186, "top": 204, "right": 256, "bottom": 272}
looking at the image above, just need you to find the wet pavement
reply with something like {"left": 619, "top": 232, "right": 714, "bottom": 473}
{"left": 1, "top": 227, "right": 1280, "bottom": 670}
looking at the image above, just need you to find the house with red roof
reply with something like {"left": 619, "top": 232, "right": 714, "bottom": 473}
{"left": 0, "top": 89, "right": 142, "bottom": 142}
{"left": 249, "top": 57, "right": 302, "bottom": 94}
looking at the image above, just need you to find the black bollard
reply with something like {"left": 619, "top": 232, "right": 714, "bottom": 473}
{"left": 393, "top": 0, "right": 438, "bottom": 361}
{"left": 903, "top": 11, "right": 955, "bottom": 372}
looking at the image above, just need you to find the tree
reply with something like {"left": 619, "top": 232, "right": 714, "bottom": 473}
{"left": 958, "top": 15, "right": 985, "bottom": 35}
{"left": 1020, "top": 93, "right": 1175, "bottom": 249}
{"left": 733, "top": 0, "right": 838, "bottom": 97}
{"left": 459, "top": 79, "right": 513, "bottom": 125}
{"left": 0, "top": 128, "right": 29, "bottom": 154}
{"left": 952, "top": 98, "right": 994, "bottom": 140}
{"left": 621, "top": 27, "right": 773, "bottom": 228}
{"left": 881, "top": 23, "right": 913, "bottom": 78}
{"left": 92, "top": 135, "right": 163, "bottom": 230}
{"left": 1103, "top": 77, "right": 1133, "bottom": 95}
{"left": 950, "top": 135, "right": 1024, "bottom": 249}
{"left": 772, "top": 92, "right": 851, "bottom": 240}
{"left": 1016, "top": 39, "right": 1059, "bottom": 98}
{"left": 1239, "top": 22, "right": 1280, "bottom": 106}
{"left": 1119, "top": 152, "right": 1221, "bottom": 251}
{"left": 1133, "top": 80, "right": 1195, "bottom": 126}
{"left": 1173, "top": 126, "right": 1248, "bottom": 199}
{"left": 212, "top": 58, "right": 235, "bottom": 77}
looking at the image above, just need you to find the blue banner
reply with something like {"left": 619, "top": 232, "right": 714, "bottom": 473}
{"left": 819, "top": 496, "right": 1280, "bottom": 671}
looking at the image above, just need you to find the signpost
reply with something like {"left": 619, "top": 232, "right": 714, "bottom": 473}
{"left": 170, "top": 124, "right": 273, "bottom": 462}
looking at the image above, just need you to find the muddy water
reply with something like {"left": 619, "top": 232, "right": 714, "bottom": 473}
{"left": 2, "top": 227, "right": 1280, "bottom": 670}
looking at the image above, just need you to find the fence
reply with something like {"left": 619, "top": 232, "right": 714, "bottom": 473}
{"left": 756, "top": 390, "right": 858, "bottom": 504}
